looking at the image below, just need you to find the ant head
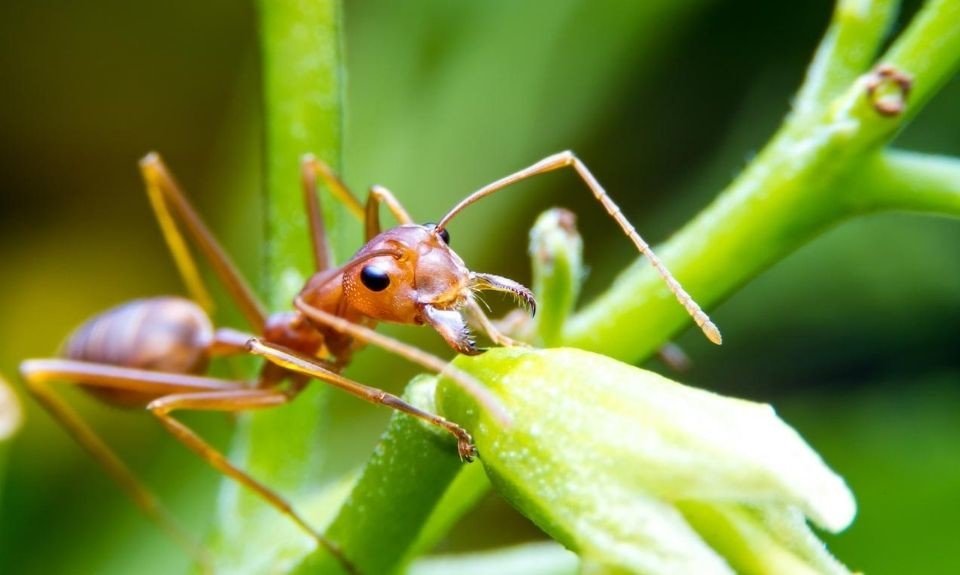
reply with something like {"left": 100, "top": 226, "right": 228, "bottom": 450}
{"left": 339, "top": 223, "right": 535, "bottom": 354}
{"left": 342, "top": 224, "right": 468, "bottom": 323}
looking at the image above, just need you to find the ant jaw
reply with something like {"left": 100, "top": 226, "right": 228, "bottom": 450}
{"left": 422, "top": 305, "right": 484, "bottom": 356}
{"left": 469, "top": 273, "right": 537, "bottom": 317}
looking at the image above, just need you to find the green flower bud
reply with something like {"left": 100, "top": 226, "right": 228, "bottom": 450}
{"left": 438, "top": 348, "right": 855, "bottom": 575}
{"left": 529, "top": 208, "right": 584, "bottom": 346}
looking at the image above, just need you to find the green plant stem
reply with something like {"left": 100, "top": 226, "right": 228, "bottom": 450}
{"left": 291, "top": 377, "right": 465, "bottom": 575}
{"left": 848, "top": 150, "right": 960, "bottom": 216}
{"left": 791, "top": 0, "right": 898, "bottom": 124}
{"left": 217, "top": 0, "right": 344, "bottom": 553}
{"left": 562, "top": 0, "right": 960, "bottom": 363}
{"left": 259, "top": 0, "right": 347, "bottom": 296}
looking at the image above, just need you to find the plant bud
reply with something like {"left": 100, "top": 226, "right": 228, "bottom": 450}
{"left": 438, "top": 348, "right": 855, "bottom": 574}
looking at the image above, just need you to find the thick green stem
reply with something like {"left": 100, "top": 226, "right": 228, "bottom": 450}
{"left": 291, "top": 377, "right": 466, "bottom": 575}
{"left": 562, "top": 0, "right": 960, "bottom": 362}
{"left": 259, "top": 0, "right": 347, "bottom": 297}
{"left": 214, "top": 0, "right": 345, "bottom": 562}
{"left": 245, "top": 0, "right": 344, "bottom": 492}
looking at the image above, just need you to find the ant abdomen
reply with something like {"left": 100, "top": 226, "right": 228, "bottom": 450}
{"left": 63, "top": 297, "right": 214, "bottom": 405}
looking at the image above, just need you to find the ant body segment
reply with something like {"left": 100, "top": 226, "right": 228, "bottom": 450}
{"left": 20, "top": 151, "right": 719, "bottom": 572}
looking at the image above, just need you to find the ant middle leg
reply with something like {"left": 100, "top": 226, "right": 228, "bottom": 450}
{"left": 300, "top": 154, "right": 362, "bottom": 272}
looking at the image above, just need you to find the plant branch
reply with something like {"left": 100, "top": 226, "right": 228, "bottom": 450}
{"left": 259, "top": 0, "right": 347, "bottom": 301}
{"left": 846, "top": 149, "right": 960, "bottom": 217}
{"left": 791, "top": 0, "right": 898, "bottom": 124}
{"left": 561, "top": 0, "right": 960, "bottom": 363}
{"left": 214, "top": 0, "right": 345, "bottom": 564}
{"left": 290, "top": 377, "right": 466, "bottom": 575}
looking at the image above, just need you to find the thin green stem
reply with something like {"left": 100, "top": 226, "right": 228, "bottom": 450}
{"left": 848, "top": 150, "right": 960, "bottom": 217}
{"left": 882, "top": 0, "right": 960, "bottom": 120}
{"left": 561, "top": 0, "right": 960, "bottom": 362}
{"left": 791, "top": 0, "right": 898, "bottom": 124}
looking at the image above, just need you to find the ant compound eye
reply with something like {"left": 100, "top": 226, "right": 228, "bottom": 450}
{"left": 424, "top": 222, "right": 450, "bottom": 245}
{"left": 360, "top": 265, "right": 391, "bottom": 292}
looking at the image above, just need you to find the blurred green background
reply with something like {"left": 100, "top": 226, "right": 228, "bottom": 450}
{"left": 1, "top": 0, "right": 958, "bottom": 573}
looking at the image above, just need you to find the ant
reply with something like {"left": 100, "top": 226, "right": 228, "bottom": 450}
{"left": 19, "top": 150, "right": 720, "bottom": 573}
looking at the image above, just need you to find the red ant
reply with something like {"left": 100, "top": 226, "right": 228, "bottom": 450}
{"left": 20, "top": 151, "right": 720, "bottom": 573}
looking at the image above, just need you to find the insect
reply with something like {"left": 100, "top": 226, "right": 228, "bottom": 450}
{"left": 19, "top": 150, "right": 720, "bottom": 572}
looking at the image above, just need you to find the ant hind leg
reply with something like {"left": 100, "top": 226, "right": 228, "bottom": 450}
{"left": 19, "top": 359, "right": 240, "bottom": 573}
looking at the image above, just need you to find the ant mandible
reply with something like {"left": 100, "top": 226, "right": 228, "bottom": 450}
{"left": 19, "top": 150, "right": 721, "bottom": 573}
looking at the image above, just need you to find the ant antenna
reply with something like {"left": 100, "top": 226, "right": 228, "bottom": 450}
{"left": 434, "top": 152, "right": 722, "bottom": 344}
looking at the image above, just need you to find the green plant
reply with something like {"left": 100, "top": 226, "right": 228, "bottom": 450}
{"left": 210, "top": 0, "right": 960, "bottom": 573}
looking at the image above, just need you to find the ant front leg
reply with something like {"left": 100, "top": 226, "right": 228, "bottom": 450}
{"left": 292, "top": 296, "right": 511, "bottom": 427}
{"left": 245, "top": 339, "right": 479, "bottom": 461}
{"left": 463, "top": 299, "right": 530, "bottom": 348}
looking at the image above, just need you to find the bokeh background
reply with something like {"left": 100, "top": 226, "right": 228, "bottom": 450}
{"left": 1, "top": 0, "right": 959, "bottom": 573}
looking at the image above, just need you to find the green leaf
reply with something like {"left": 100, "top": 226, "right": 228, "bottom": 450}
{"left": 438, "top": 348, "right": 854, "bottom": 574}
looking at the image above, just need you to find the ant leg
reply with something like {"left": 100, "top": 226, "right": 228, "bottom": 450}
{"left": 291, "top": 296, "right": 510, "bottom": 427}
{"left": 462, "top": 299, "right": 529, "bottom": 348}
{"left": 364, "top": 185, "right": 414, "bottom": 241}
{"left": 244, "top": 338, "right": 481, "bottom": 461}
{"left": 147, "top": 388, "right": 355, "bottom": 574}
{"left": 299, "top": 154, "right": 413, "bottom": 242}
{"left": 139, "top": 152, "right": 267, "bottom": 331}
{"left": 301, "top": 155, "right": 365, "bottom": 221}
{"left": 301, "top": 155, "right": 365, "bottom": 272}
{"left": 19, "top": 359, "right": 245, "bottom": 572}
{"left": 435, "top": 151, "right": 722, "bottom": 345}
{"left": 19, "top": 359, "right": 354, "bottom": 574}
